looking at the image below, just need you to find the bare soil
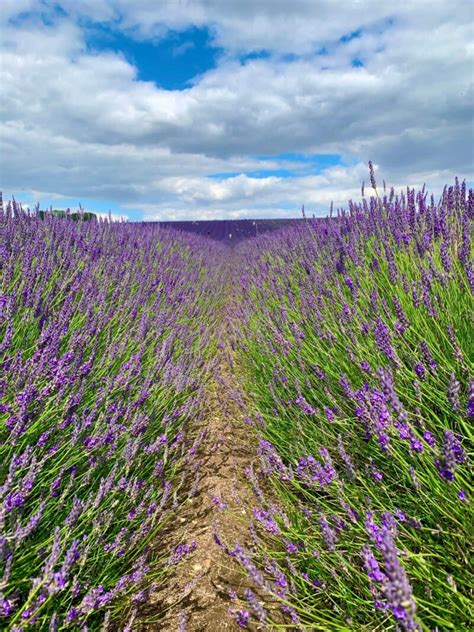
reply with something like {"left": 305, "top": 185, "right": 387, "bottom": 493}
{"left": 136, "top": 279, "right": 286, "bottom": 631}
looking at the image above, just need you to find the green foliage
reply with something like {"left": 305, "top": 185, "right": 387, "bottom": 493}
{"left": 37, "top": 210, "right": 97, "bottom": 221}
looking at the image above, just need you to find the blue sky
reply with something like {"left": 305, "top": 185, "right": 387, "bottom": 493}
{"left": 208, "top": 154, "right": 345, "bottom": 180}
{"left": 1, "top": 1, "right": 473, "bottom": 220}
{"left": 85, "top": 24, "right": 223, "bottom": 91}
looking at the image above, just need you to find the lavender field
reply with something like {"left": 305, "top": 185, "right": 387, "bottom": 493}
{"left": 0, "top": 176, "right": 472, "bottom": 631}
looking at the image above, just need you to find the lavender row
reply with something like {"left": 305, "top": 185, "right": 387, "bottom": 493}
{"left": 0, "top": 205, "right": 223, "bottom": 629}
{"left": 231, "top": 176, "right": 473, "bottom": 629}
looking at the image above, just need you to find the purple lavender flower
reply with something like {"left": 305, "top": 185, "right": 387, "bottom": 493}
{"left": 447, "top": 373, "right": 461, "bottom": 411}
{"left": 228, "top": 608, "right": 250, "bottom": 628}
{"left": 378, "top": 528, "right": 419, "bottom": 629}
{"left": 362, "top": 545, "right": 386, "bottom": 583}
{"left": 364, "top": 521, "right": 419, "bottom": 630}
{"left": 324, "top": 406, "right": 336, "bottom": 421}
{"left": 419, "top": 342, "right": 437, "bottom": 372}
{"left": 423, "top": 431, "right": 436, "bottom": 447}
{"left": 319, "top": 514, "right": 337, "bottom": 551}
{"left": 169, "top": 541, "right": 197, "bottom": 565}
{"left": 244, "top": 588, "right": 267, "bottom": 624}
{"left": 296, "top": 451, "right": 337, "bottom": 488}
{"left": 374, "top": 320, "right": 398, "bottom": 365}
{"left": 414, "top": 363, "right": 426, "bottom": 381}
{"left": 467, "top": 378, "right": 474, "bottom": 417}
{"left": 232, "top": 545, "right": 265, "bottom": 588}
{"left": 410, "top": 438, "right": 423, "bottom": 453}
{"left": 368, "top": 161, "right": 377, "bottom": 190}
{"left": 376, "top": 432, "right": 389, "bottom": 451}
{"left": 253, "top": 508, "right": 280, "bottom": 535}
{"left": 337, "top": 434, "right": 356, "bottom": 479}
{"left": 1, "top": 596, "right": 14, "bottom": 617}
{"left": 211, "top": 495, "right": 228, "bottom": 511}
{"left": 435, "top": 431, "right": 464, "bottom": 481}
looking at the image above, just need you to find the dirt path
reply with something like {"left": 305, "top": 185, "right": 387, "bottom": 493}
{"left": 137, "top": 271, "right": 285, "bottom": 631}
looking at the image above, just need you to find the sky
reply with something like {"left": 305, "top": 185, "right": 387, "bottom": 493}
{"left": 0, "top": 0, "right": 473, "bottom": 221}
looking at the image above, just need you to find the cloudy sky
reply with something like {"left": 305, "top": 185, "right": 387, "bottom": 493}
{"left": 1, "top": 0, "right": 473, "bottom": 220}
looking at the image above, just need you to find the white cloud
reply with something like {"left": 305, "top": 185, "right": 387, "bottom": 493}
{"left": 0, "top": 0, "right": 472, "bottom": 220}
{"left": 129, "top": 162, "right": 459, "bottom": 221}
{"left": 0, "top": 0, "right": 37, "bottom": 23}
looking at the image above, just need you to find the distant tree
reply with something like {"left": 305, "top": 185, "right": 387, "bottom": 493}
{"left": 70, "top": 212, "right": 96, "bottom": 221}
{"left": 37, "top": 210, "right": 96, "bottom": 221}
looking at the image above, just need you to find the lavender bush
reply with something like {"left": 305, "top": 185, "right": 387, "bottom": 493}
{"left": 0, "top": 205, "right": 222, "bottom": 628}
{"left": 234, "top": 178, "right": 473, "bottom": 629}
